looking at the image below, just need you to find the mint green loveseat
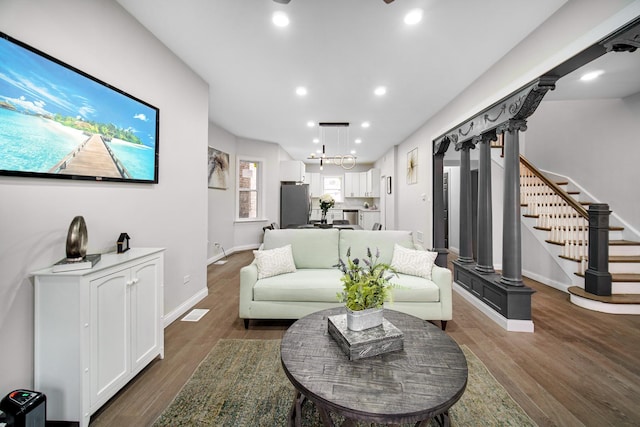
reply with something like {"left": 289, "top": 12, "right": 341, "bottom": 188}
{"left": 239, "top": 228, "right": 452, "bottom": 330}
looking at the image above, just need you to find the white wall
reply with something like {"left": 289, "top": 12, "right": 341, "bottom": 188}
{"left": 0, "top": 0, "right": 209, "bottom": 392}
{"left": 207, "top": 123, "right": 237, "bottom": 262}
{"left": 527, "top": 95, "right": 640, "bottom": 234}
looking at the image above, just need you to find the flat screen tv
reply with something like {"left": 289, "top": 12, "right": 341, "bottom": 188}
{"left": 0, "top": 31, "right": 159, "bottom": 183}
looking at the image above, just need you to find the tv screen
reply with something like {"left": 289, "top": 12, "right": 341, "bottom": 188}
{"left": 0, "top": 31, "right": 159, "bottom": 183}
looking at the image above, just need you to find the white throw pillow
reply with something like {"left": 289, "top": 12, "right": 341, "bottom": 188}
{"left": 390, "top": 244, "right": 438, "bottom": 280}
{"left": 253, "top": 244, "right": 297, "bottom": 279}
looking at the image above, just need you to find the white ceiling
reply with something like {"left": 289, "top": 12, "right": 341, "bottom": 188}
{"left": 116, "top": 0, "right": 569, "bottom": 163}
{"left": 545, "top": 49, "right": 640, "bottom": 101}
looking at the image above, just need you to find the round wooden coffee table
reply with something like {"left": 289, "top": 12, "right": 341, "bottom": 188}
{"left": 280, "top": 307, "right": 468, "bottom": 426}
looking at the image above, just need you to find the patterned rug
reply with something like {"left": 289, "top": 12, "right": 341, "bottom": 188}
{"left": 154, "top": 339, "right": 537, "bottom": 426}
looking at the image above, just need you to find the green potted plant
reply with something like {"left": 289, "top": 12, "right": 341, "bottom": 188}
{"left": 336, "top": 247, "right": 397, "bottom": 331}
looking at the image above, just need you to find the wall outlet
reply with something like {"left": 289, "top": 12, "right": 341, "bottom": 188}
{"left": 183, "top": 274, "right": 191, "bottom": 284}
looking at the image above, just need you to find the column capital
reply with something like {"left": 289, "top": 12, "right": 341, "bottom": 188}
{"left": 433, "top": 136, "right": 451, "bottom": 155}
{"left": 454, "top": 138, "right": 477, "bottom": 152}
{"left": 497, "top": 119, "right": 527, "bottom": 134}
{"left": 480, "top": 129, "right": 498, "bottom": 145}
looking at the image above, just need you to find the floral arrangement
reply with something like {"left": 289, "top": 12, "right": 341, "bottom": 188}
{"left": 336, "top": 247, "right": 397, "bottom": 311}
{"left": 319, "top": 193, "right": 335, "bottom": 214}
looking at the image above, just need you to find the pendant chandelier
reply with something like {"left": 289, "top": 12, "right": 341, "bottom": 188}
{"left": 307, "top": 122, "right": 357, "bottom": 170}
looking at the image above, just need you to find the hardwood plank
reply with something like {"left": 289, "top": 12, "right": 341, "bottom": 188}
{"left": 89, "top": 250, "right": 640, "bottom": 426}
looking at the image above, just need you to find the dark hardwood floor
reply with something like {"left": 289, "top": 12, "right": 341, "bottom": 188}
{"left": 89, "top": 250, "right": 640, "bottom": 427}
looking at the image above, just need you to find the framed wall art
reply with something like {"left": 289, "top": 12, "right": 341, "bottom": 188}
{"left": 208, "top": 147, "right": 229, "bottom": 189}
{"left": 407, "top": 148, "right": 418, "bottom": 185}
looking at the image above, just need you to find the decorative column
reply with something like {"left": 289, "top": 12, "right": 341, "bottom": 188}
{"left": 432, "top": 137, "right": 451, "bottom": 267}
{"left": 475, "top": 131, "right": 496, "bottom": 274}
{"left": 585, "top": 204, "right": 612, "bottom": 296}
{"left": 498, "top": 120, "right": 527, "bottom": 286}
{"left": 455, "top": 138, "right": 476, "bottom": 264}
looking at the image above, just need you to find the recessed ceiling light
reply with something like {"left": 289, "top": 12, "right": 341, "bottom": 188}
{"left": 350, "top": 150, "right": 356, "bottom": 155}
{"left": 296, "top": 86, "right": 307, "bottom": 96}
{"left": 272, "top": 11, "right": 290, "bottom": 27}
{"left": 307, "top": 121, "right": 315, "bottom": 127}
{"left": 374, "top": 86, "right": 387, "bottom": 96}
{"left": 580, "top": 70, "right": 604, "bottom": 81}
{"left": 355, "top": 138, "right": 362, "bottom": 144}
{"left": 404, "top": 9, "right": 423, "bottom": 25}
{"left": 313, "top": 138, "right": 319, "bottom": 143}
{"left": 361, "top": 121, "right": 370, "bottom": 128}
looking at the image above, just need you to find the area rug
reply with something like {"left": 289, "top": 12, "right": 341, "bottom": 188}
{"left": 154, "top": 339, "right": 537, "bottom": 426}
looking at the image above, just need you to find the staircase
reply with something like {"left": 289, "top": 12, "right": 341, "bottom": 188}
{"left": 518, "top": 156, "right": 640, "bottom": 314}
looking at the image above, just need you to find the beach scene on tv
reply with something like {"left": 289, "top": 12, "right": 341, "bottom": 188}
{"left": 0, "top": 35, "right": 158, "bottom": 182}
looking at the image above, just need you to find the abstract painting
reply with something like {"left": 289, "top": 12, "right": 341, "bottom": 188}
{"left": 407, "top": 147, "right": 418, "bottom": 184}
{"left": 208, "top": 147, "right": 229, "bottom": 189}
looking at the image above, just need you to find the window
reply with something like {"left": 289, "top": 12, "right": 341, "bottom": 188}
{"left": 322, "top": 176, "right": 343, "bottom": 203}
{"left": 237, "top": 159, "right": 261, "bottom": 219}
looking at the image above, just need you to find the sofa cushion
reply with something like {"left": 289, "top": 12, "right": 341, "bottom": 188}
{"left": 390, "top": 244, "right": 438, "bottom": 280}
{"left": 263, "top": 228, "right": 339, "bottom": 269}
{"left": 253, "top": 244, "right": 296, "bottom": 279}
{"left": 339, "top": 230, "right": 414, "bottom": 265}
{"left": 389, "top": 273, "right": 440, "bottom": 302}
{"left": 253, "top": 269, "right": 344, "bottom": 302}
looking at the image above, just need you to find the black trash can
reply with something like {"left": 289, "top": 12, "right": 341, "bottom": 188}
{"left": 0, "top": 389, "right": 46, "bottom": 427}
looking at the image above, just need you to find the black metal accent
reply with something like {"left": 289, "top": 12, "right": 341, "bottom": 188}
{"left": 318, "top": 122, "right": 350, "bottom": 127}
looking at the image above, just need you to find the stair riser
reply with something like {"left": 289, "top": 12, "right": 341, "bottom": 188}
{"left": 608, "top": 264, "right": 640, "bottom": 274}
{"left": 609, "top": 246, "right": 640, "bottom": 257}
{"left": 612, "top": 283, "right": 640, "bottom": 294}
{"left": 609, "top": 230, "right": 624, "bottom": 240}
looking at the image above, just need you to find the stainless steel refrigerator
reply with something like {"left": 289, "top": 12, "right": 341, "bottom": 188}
{"left": 280, "top": 183, "right": 310, "bottom": 228}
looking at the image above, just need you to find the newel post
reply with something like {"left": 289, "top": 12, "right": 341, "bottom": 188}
{"left": 585, "top": 204, "right": 612, "bottom": 296}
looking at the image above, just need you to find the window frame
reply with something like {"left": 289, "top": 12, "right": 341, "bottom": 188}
{"left": 235, "top": 156, "right": 266, "bottom": 222}
{"left": 322, "top": 175, "right": 343, "bottom": 203}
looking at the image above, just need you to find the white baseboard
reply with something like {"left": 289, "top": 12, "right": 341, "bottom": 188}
{"left": 163, "top": 287, "right": 208, "bottom": 327}
{"left": 207, "top": 244, "right": 260, "bottom": 265}
{"left": 522, "top": 269, "right": 571, "bottom": 293}
{"left": 234, "top": 243, "right": 261, "bottom": 252}
{"left": 453, "top": 282, "right": 535, "bottom": 333}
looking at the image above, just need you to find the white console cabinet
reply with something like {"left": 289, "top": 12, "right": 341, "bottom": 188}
{"left": 32, "top": 248, "right": 165, "bottom": 427}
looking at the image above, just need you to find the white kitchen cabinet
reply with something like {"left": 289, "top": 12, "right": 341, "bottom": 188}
{"left": 280, "top": 160, "right": 306, "bottom": 182}
{"left": 359, "top": 172, "right": 367, "bottom": 197}
{"left": 328, "top": 209, "right": 343, "bottom": 223}
{"left": 365, "top": 168, "right": 381, "bottom": 197}
{"left": 32, "top": 248, "right": 164, "bottom": 427}
{"left": 359, "top": 210, "right": 381, "bottom": 230}
{"left": 310, "top": 208, "right": 321, "bottom": 221}
{"left": 344, "top": 172, "right": 360, "bottom": 198}
{"left": 304, "top": 172, "right": 321, "bottom": 197}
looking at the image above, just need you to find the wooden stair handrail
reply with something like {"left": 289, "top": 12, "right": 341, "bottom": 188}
{"left": 520, "top": 155, "right": 589, "bottom": 220}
